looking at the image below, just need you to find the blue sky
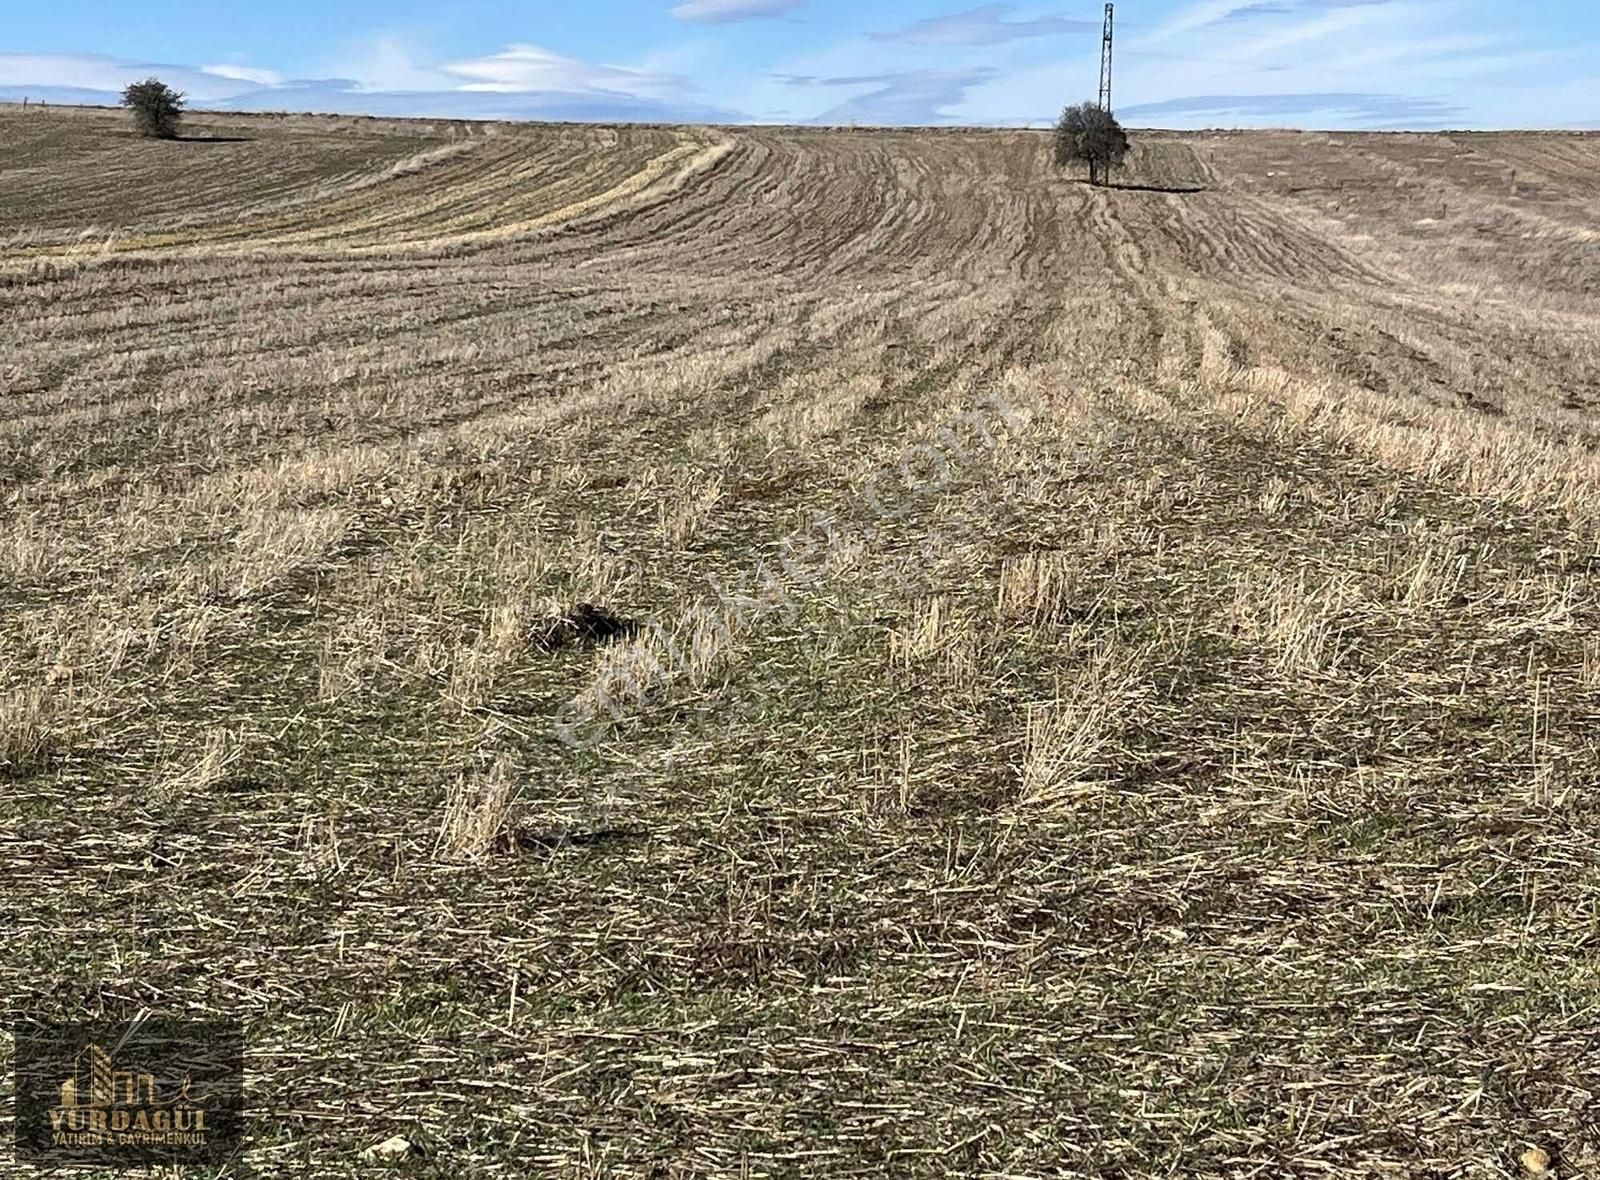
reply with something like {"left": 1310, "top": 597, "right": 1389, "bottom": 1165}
{"left": 1, "top": 0, "right": 1595, "bottom": 128}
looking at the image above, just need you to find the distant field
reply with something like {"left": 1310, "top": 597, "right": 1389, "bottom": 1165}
{"left": 2, "top": 104, "right": 1599, "bottom": 1177}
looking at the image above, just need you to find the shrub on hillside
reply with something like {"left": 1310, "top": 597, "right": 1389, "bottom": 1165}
{"left": 1054, "top": 102, "right": 1129, "bottom": 186}
{"left": 121, "top": 78, "right": 185, "bottom": 139}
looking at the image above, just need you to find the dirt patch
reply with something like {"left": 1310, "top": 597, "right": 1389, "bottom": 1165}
{"left": 530, "top": 602, "right": 640, "bottom": 652}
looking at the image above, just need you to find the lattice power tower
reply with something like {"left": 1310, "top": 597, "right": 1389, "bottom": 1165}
{"left": 1098, "top": 3, "right": 1115, "bottom": 114}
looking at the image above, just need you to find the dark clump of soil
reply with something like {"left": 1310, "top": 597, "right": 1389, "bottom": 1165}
{"left": 531, "top": 602, "right": 640, "bottom": 652}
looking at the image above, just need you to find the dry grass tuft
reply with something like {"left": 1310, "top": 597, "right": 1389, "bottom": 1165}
{"left": 1392, "top": 538, "right": 1471, "bottom": 608}
{"left": 1019, "top": 644, "right": 1145, "bottom": 807}
{"left": 657, "top": 472, "right": 724, "bottom": 547}
{"left": 194, "top": 507, "right": 350, "bottom": 601}
{"left": 437, "top": 755, "right": 521, "bottom": 861}
{"left": 1229, "top": 567, "right": 1353, "bottom": 675}
{"left": 890, "top": 595, "right": 951, "bottom": 664}
{"left": 996, "top": 550, "right": 1081, "bottom": 626}
{"left": 151, "top": 729, "right": 247, "bottom": 803}
{"left": 0, "top": 686, "right": 57, "bottom": 772}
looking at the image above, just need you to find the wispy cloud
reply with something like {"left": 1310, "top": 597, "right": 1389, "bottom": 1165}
{"left": 220, "top": 83, "right": 737, "bottom": 122}
{"left": 0, "top": 43, "right": 739, "bottom": 123}
{"left": 1140, "top": 0, "right": 1392, "bottom": 43}
{"left": 444, "top": 44, "right": 682, "bottom": 99}
{"left": 1316, "top": 32, "right": 1499, "bottom": 73}
{"left": 202, "top": 64, "right": 284, "bottom": 87}
{"left": 1223, "top": 5, "right": 1380, "bottom": 61}
{"left": 1215, "top": 0, "right": 1393, "bottom": 18}
{"left": 0, "top": 52, "right": 266, "bottom": 100}
{"left": 2, "top": 7, "right": 1594, "bottom": 132}
{"left": 1120, "top": 91, "right": 1461, "bottom": 122}
{"left": 793, "top": 67, "right": 998, "bottom": 124}
{"left": 671, "top": 0, "right": 806, "bottom": 24}
{"left": 870, "top": 5, "right": 1093, "bottom": 47}
{"left": 1141, "top": 0, "right": 1268, "bottom": 42}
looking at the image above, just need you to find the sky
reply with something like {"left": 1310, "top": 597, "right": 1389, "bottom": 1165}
{"left": 0, "top": 0, "right": 1595, "bottom": 129}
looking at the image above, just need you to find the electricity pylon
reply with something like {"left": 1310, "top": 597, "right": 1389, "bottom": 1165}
{"left": 1098, "top": 3, "right": 1114, "bottom": 114}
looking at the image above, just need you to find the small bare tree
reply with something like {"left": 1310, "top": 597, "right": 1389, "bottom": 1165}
{"left": 121, "top": 78, "right": 185, "bottom": 139}
{"left": 1054, "top": 101, "right": 1129, "bottom": 186}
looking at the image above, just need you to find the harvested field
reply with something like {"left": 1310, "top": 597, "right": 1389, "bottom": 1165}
{"left": 3, "top": 104, "right": 1600, "bottom": 1176}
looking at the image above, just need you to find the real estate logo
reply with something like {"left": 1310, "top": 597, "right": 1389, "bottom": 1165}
{"left": 13, "top": 1019, "right": 243, "bottom": 1167}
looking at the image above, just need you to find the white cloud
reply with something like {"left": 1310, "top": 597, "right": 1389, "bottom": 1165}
{"left": 0, "top": 52, "right": 166, "bottom": 92}
{"left": 870, "top": 5, "right": 1095, "bottom": 47}
{"left": 332, "top": 34, "right": 456, "bottom": 92}
{"left": 0, "top": 52, "right": 270, "bottom": 100}
{"left": 1139, "top": 0, "right": 1265, "bottom": 44}
{"left": 0, "top": 37, "right": 735, "bottom": 121}
{"left": 1, "top": 11, "right": 1593, "bottom": 130}
{"left": 202, "top": 64, "right": 284, "bottom": 86}
{"left": 801, "top": 67, "right": 999, "bottom": 124}
{"left": 1318, "top": 32, "right": 1498, "bottom": 73}
{"left": 960, "top": 0, "right": 1598, "bottom": 131}
{"left": 444, "top": 43, "right": 680, "bottom": 98}
{"left": 0, "top": 52, "right": 129, "bottom": 91}
{"left": 323, "top": 35, "right": 689, "bottom": 102}
{"left": 1224, "top": 6, "right": 1378, "bottom": 61}
{"left": 671, "top": 0, "right": 805, "bottom": 25}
